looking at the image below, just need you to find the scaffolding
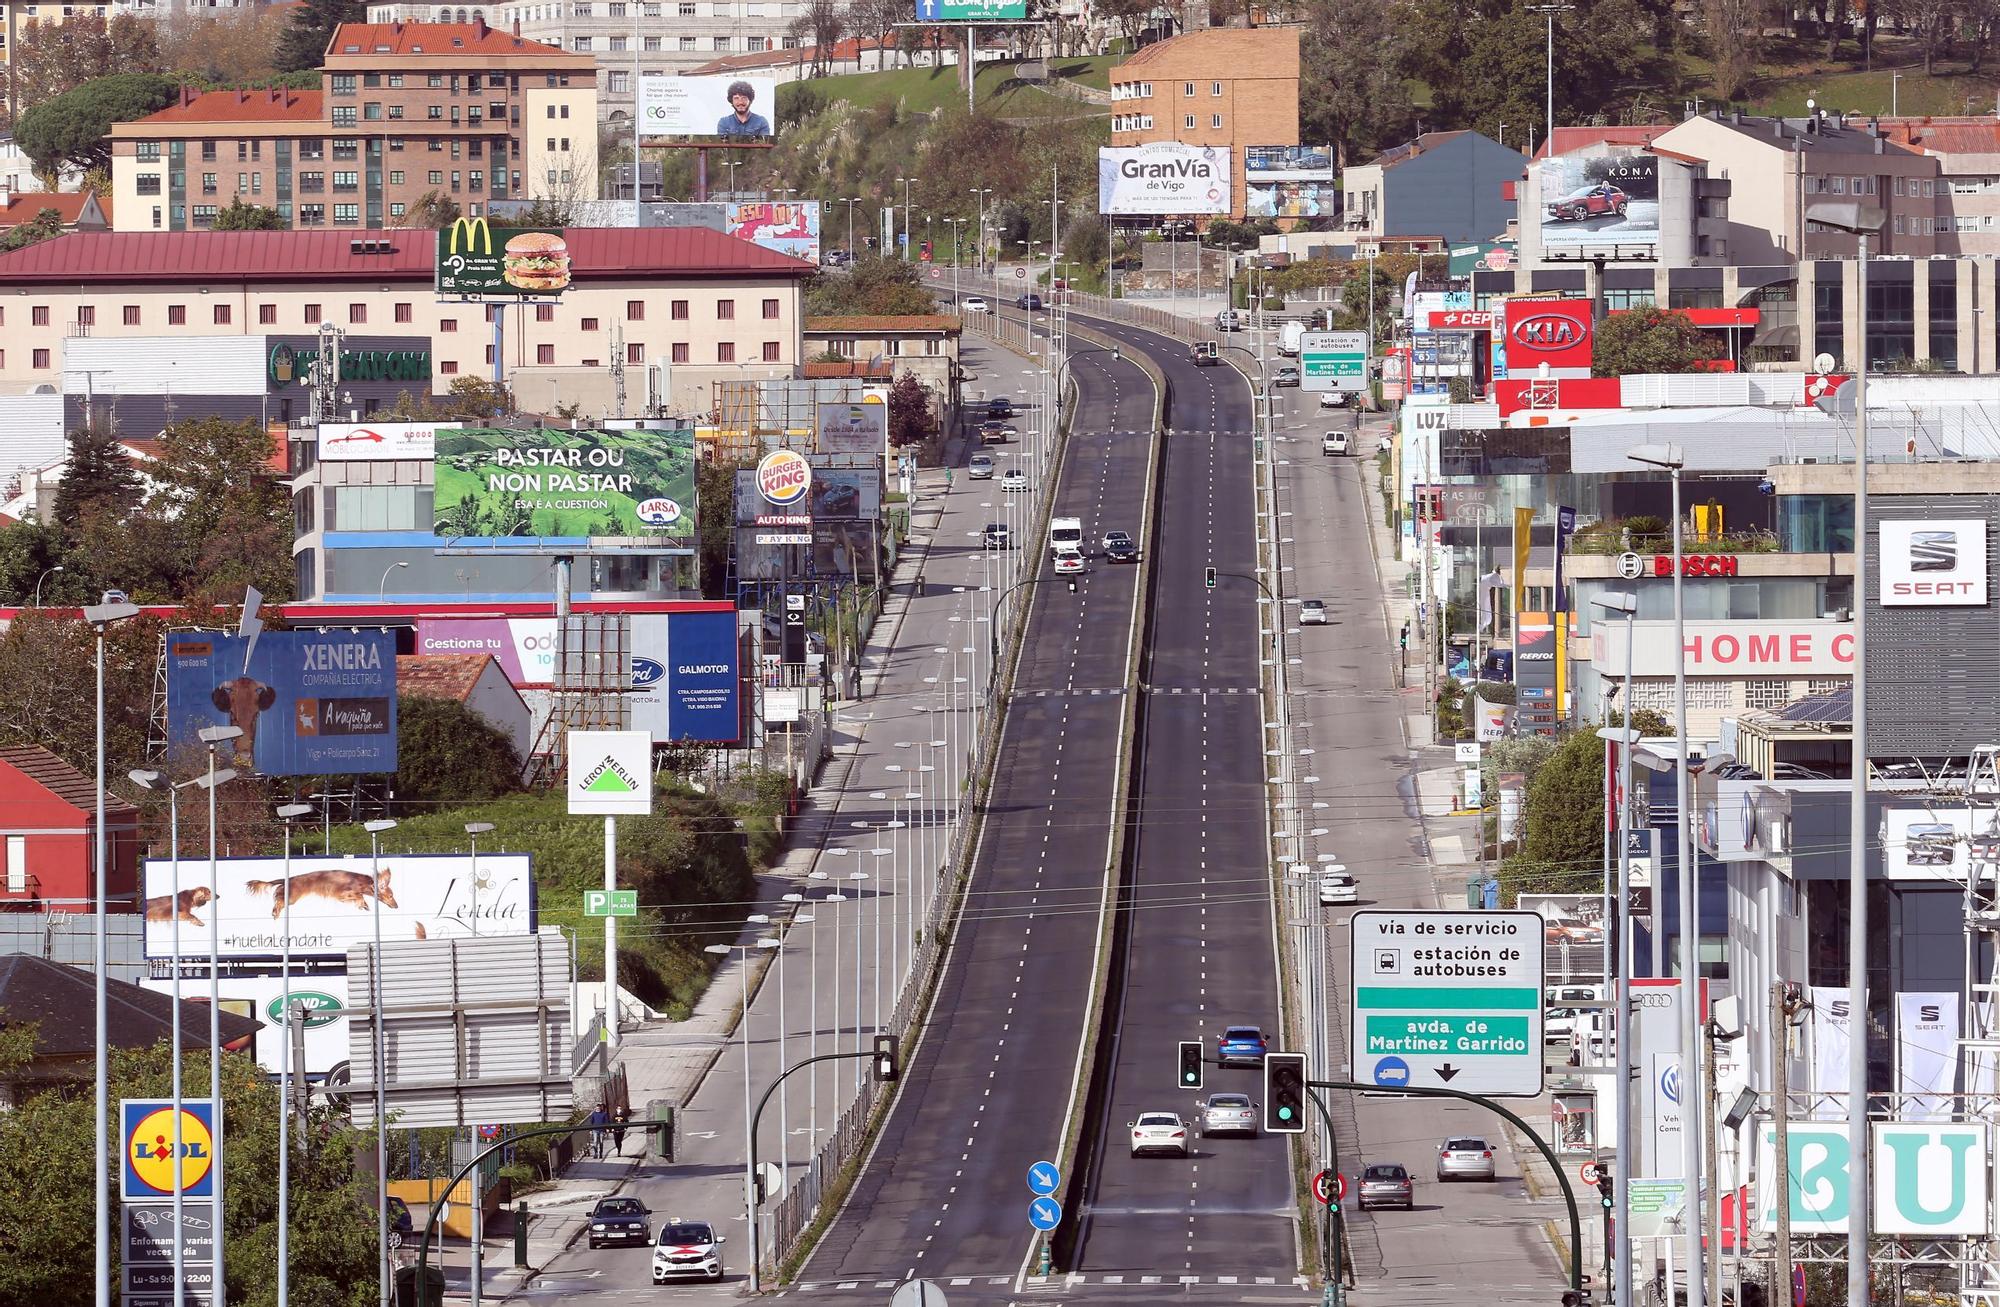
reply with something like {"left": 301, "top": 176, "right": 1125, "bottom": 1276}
{"left": 524, "top": 613, "right": 633, "bottom": 787}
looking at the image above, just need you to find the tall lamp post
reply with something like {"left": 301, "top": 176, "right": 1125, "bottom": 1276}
{"left": 1805, "top": 198, "right": 1886, "bottom": 1307}
{"left": 32, "top": 564, "right": 63, "bottom": 606}
{"left": 273, "top": 800, "right": 315, "bottom": 1307}
{"left": 1591, "top": 589, "right": 1638, "bottom": 1307}
{"left": 464, "top": 821, "right": 496, "bottom": 936}
{"left": 85, "top": 591, "right": 139, "bottom": 1307}
{"left": 196, "top": 722, "right": 243, "bottom": 1305}
{"left": 704, "top": 931, "right": 780, "bottom": 1293}
{"left": 364, "top": 817, "right": 399, "bottom": 1307}
{"left": 1526, "top": 4, "right": 1574, "bottom": 147}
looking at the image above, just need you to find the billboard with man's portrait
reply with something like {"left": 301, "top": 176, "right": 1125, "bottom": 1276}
{"left": 639, "top": 75, "right": 778, "bottom": 139}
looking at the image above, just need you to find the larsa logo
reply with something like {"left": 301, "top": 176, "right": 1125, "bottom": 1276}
{"left": 1510, "top": 312, "right": 1587, "bottom": 350}
{"left": 1882, "top": 519, "right": 1989, "bottom": 606}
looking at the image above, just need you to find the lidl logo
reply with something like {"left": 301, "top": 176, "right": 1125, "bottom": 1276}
{"left": 121, "top": 1099, "right": 218, "bottom": 1199}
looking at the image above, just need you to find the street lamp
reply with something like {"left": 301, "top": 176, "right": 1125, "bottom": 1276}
{"left": 363, "top": 816, "right": 398, "bottom": 1307}
{"left": 1806, "top": 197, "right": 1886, "bottom": 1307}
{"left": 843, "top": 197, "right": 862, "bottom": 257}
{"left": 464, "top": 821, "right": 496, "bottom": 937}
{"left": 706, "top": 932, "right": 779, "bottom": 1293}
{"left": 84, "top": 591, "right": 138, "bottom": 1307}
{"left": 1590, "top": 589, "right": 1637, "bottom": 1307}
{"left": 1526, "top": 4, "right": 1574, "bottom": 150}
{"left": 272, "top": 800, "right": 315, "bottom": 1307}
{"left": 194, "top": 722, "right": 242, "bottom": 1303}
{"left": 378, "top": 559, "right": 409, "bottom": 602}
{"left": 32, "top": 564, "right": 62, "bottom": 606}
{"left": 895, "top": 176, "right": 915, "bottom": 258}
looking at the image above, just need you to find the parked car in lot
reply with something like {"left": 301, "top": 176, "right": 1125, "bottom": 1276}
{"left": 386, "top": 1197, "right": 413, "bottom": 1250}
{"left": 1436, "top": 1136, "right": 1496, "bottom": 1181}
{"left": 1196, "top": 1092, "right": 1258, "bottom": 1137}
{"left": 1216, "top": 1025, "right": 1268, "bottom": 1067}
{"left": 1273, "top": 366, "right": 1302, "bottom": 388}
{"left": 652, "top": 1220, "right": 726, "bottom": 1283}
{"left": 1299, "top": 598, "right": 1328, "bottom": 625}
{"left": 1129, "top": 1111, "right": 1191, "bottom": 1157}
{"left": 1358, "top": 1163, "right": 1414, "bottom": 1210}
{"left": 961, "top": 297, "right": 990, "bottom": 313}
{"left": 1102, "top": 531, "right": 1138, "bottom": 563}
{"left": 588, "top": 1197, "right": 652, "bottom": 1249}
{"left": 967, "top": 452, "right": 996, "bottom": 479}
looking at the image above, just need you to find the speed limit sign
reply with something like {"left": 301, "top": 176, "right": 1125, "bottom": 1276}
{"left": 1015, "top": 266, "right": 1028, "bottom": 279}
{"left": 1312, "top": 1169, "right": 1344, "bottom": 1205}
{"left": 1580, "top": 1161, "right": 1602, "bottom": 1185}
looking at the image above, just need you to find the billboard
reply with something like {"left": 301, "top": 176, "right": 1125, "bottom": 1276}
{"left": 1243, "top": 145, "right": 1333, "bottom": 181}
{"left": 815, "top": 401, "right": 887, "bottom": 457}
{"left": 433, "top": 426, "right": 697, "bottom": 541}
{"left": 915, "top": 0, "right": 1027, "bottom": 17}
{"left": 1504, "top": 297, "right": 1594, "bottom": 373}
{"left": 1539, "top": 150, "right": 1659, "bottom": 251}
{"left": 417, "top": 617, "right": 559, "bottom": 684}
{"left": 1879, "top": 519, "right": 1989, "bottom": 606}
{"left": 142, "top": 852, "right": 535, "bottom": 960}
{"left": 166, "top": 631, "right": 397, "bottom": 777}
{"left": 1098, "top": 144, "right": 1231, "bottom": 216}
{"left": 733, "top": 523, "right": 878, "bottom": 580}
{"left": 140, "top": 975, "right": 354, "bottom": 1079}
{"left": 726, "top": 201, "right": 821, "bottom": 263}
{"left": 638, "top": 74, "right": 777, "bottom": 139}
{"left": 630, "top": 610, "right": 742, "bottom": 742}
{"left": 317, "top": 421, "right": 453, "bottom": 463}
{"left": 436, "top": 219, "right": 571, "bottom": 299}
{"left": 733, "top": 467, "right": 882, "bottom": 525}
{"left": 1246, "top": 182, "right": 1335, "bottom": 220}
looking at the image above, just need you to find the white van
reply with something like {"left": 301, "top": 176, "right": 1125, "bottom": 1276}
{"left": 1049, "top": 516, "right": 1083, "bottom": 555}
{"left": 1322, "top": 432, "right": 1350, "bottom": 456}
{"left": 1278, "top": 321, "right": 1306, "bottom": 358}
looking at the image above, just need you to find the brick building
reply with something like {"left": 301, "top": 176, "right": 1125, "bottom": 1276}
{"left": 109, "top": 20, "right": 598, "bottom": 232}
{"left": 1106, "top": 26, "right": 1302, "bottom": 222}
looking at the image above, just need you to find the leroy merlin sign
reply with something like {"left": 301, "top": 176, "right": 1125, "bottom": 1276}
{"left": 566, "top": 729, "right": 654, "bottom": 816}
{"left": 1756, "top": 1122, "right": 1992, "bottom": 1235}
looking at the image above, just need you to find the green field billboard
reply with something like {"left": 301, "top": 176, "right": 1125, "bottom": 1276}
{"left": 433, "top": 427, "right": 696, "bottom": 541}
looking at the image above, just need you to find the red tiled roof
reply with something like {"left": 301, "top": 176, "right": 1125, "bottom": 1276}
{"left": 1530, "top": 125, "right": 1673, "bottom": 161}
{"left": 806, "top": 315, "right": 962, "bottom": 334}
{"left": 328, "top": 20, "right": 567, "bottom": 57}
{"left": 1877, "top": 118, "right": 2000, "bottom": 156}
{"left": 0, "top": 227, "right": 817, "bottom": 285}
{"left": 0, "top": 191, "right": 103, "bottom": 228}
{"left": 803, "top": 360, "right": 894, "bottom": 379}
{"left": 396, "top": 653, "right": 497, "bottom": 703}
{"left": 0, "top": 746, "right": 139, "bottom": 816}
{"left": 132, "top": 88, "right": 322, "bottom": 126}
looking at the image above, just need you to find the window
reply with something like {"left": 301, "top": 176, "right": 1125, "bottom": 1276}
{"left": 1831, "top": 176, "right": 1846, "bottom": 194}
{"left": 761, "top": 297, "right": 780, "bottom": 320}
{"left": 610, "top": 70, "right": 629, "bottom": 93}
{"left": 332, "top": 106, "right": 357, "bottom": 127}
{"left": 440, "top": 360, "right": 459, "bottom": 374}
{"left": 1894, "top": 214, "right": 1906, "bottom": 234}
{"left": 440, "top": 318, "right": 458, "bottom": 332}
{"left": 122, "top": 305, "right": 140, "bottom": 326}
{"left": 535, "top": 303, "right": 555, "bottom": 322}
{"left": 201, "top": 172, "right": 218, "bottom": 194}
{"left": 717, "top": 299, "right": 735, "bottom": 320}
{"left": 1211, "top": 80, "right": 1222, "bottom": 95}
{"left": 713, "top": 35, "right": 729, "bottom": 48}
{"left": 571, "top": 35, "right": 591, "bottom": 49}
{"left": 202, "top": 142, "right": 218, "bottom": 162}
{"left": 31, "top": 348, "right": 47, "bottom": 369}
{"left": 609, "top": 36, "right": 626, "bottom": 51}
{"left": 1211, "top": 113, "right": 1222, "bottom": 129}
{"left": 299, "top": 171, "right": 324, "bottom": 192}
{"left": 671, "top": 342, "right": 689, "bottom": 363}
{"left": 1183, "top": 81, "right": 1195, "bottom": 95}
{"left": 259, "top": 304, "right": 277, "bottom": 325}
{"left": 644, "top": 35, "right": 661, "bottom": 49}
{"left": 670, "top": 299, "right": 689, "bottom": 320}
{"left": 428, "top": 105, "right": 444, "bottom": 120}
{"left": 333, "top": 170, "right": 358, "bottom": 191}
{"left": 168, "top": 305, "right": 186, "bottom": 326}
{"left": 763, "top": 340, "right": 781, "bottom": 362}
{"left": 331, "top": 73, "right": 357, "bottom": 95}
{"left": 213, "top": 304, "right": 231, "bottom": 325}
{"left": 348, "top": 303, "right": 367, "bottom": 324}
{"left": 537, "top": 343, "right": 556, "bottom": 364}
{"left": 364, "top": 102, "right": 383, "bottom": 121}
{"left": 429, "top": 171, "right": 444, "bottom": 185}
{"left": 389, "top": 170, "right": 404, "bottom": 186}
{"left": 679, "top": 35, "right": 695, "bottom": 49}
{"left": 5, "top": 835, "right": 23, "bottom": 895}
{"left": 76, "top": 306, "right": 95, "bottom": 327}
{"left": 136, "top": 174, "right": 161, "bottom": 196}
{"left": 394, "top": 302, "right": 413, "bottom": 324}
{"left": 334, "top": 202, "right": 360, "bottom": 225}
{"left": 1184, "top": 115, "right": 1195, "bottom": 130}
{"left": 299, "top": 203, "right": 324, "bottom": 225}
{"left": 137, "top": 141, "right": 160, "bottom": 162}
{"left": 303, "top": 303, "right": 321, "bottom": 323}
{"left": 717, "top": 342, "right": 735, "bottom": 362}
{"left": 626, "top": 300, "right": 645, "bottom": 320}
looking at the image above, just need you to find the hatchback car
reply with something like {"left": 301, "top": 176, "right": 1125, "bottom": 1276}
{"left": 1358, "top": 1163, "right": 1414, "bottom": 1210}
{"left": 1216, "top": 1026, "right": 1268, "bottom": 1067}
{"left": 1103, "top": 531, "right": 1138, "bottom": 563}
{"left": 1001, "top": 471, "right": 1028, "bottom": 493}
{"left": 983, "top": 522, "right": 1014, "bottom": 550}
{"left": 967, "top": 452, "right": 996, "bottom": 479}
{"left": 1129, "top": 1111, "right": 1191, "bottom": 1157}
{"left": 962, "top": 297, "right": 990, "bottom": 313}
{"left": 652, "top": 1219, "right": 726, "bottom": 1283}
{"left": 1318, "top": 871, "right": 1358, "bottom": 905}
{"left": 1436, "top": 1136, "right": 1497, "bottom": 1181}
{"left": 1215, "top": 309, "right": 1243, "bottom": 332}
{"left": 1053, "top": 548, "right": 1084, "bottom": 574}
{"left": 1015, "top": 293, "right": 1044, "bottom": 310}
{"left": 1547, "top": 183, "right": 1628, "bottom": 221}
{"left": 979, "top": 421, "right": 1014, "bottom": 444}
{"left": 1274, "top": 366, "right": 1302, "bottom": 388}
{"left": 588, "top": 1196, "right": 651, "bottom": 1249}
{"left": 1299, "top": 599, "right": 1328, "bottom": 625}
{"left": 1196, "top": 1092, "right": 1258, "bottom": 1137}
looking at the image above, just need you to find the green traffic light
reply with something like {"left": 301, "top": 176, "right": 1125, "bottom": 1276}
{"left": 1278, "top": 1107, "right": 1294, "bottom": 1120}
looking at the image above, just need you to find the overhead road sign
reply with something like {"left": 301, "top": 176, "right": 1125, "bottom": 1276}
{"left": 1349, "top": 909, "right": 1545, "bottom": 1097}
{"left": 1299, "top": 331, "right": 1368, "bottom": 394}
{"left": 915, "top": 0, "right": 1027, "bottom": 18}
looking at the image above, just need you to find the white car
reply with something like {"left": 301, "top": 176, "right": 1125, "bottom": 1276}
{"left": 1299, "top": 599, "right": 1328, "bottom": 625}
{"left": 1053, "top": 549, "right": 1084, "bottom": 574}
{"left": 962, "top": 297, "right": 990, "bottom": 314}
{"left": 652, "top": 1219, "right": 726, "bottom": 1283}
{"left": 1129, "top": 1111, "right": 1190, "bottom": 1158}
{"left": 1320, "top": 390, "right": 1351, "bottom": 410}
{"left": 1319, "top": 871, "right": 1359, "bottom": 905}
{"left": 1001, "top": 471, "right": 1028, "bottom": 493}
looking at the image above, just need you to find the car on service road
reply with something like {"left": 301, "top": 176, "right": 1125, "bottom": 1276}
{"left": 1436, "top": 1136, "right": 1496, "bottom": 1181}
{"left": 588, "top": 1196, "right": 651, "bottom": 1249}
{"left": 1216, "top": 1025, "right": 1268, "bottom": 1067}
{"left": 1323, "top": 432, "right": 1350, "bottom": 456}
{"left": 1053, "top": 548, "right": 1084, "bottom": 574}
{"left": 1274, "top": 366, "right": 1302, "bottom": 387}
{"left": 1320, "top": 390, "right": 1352, "bottom": 410}
{"left": 1358, "top": 1163, "right": 1414, "bottom": 1210}
{"left": 1129, "top": 1111, "right": 1191, "bottom": 1157}
{"left": 1299, "top": 599, "right": 1328, "bottom": 624}
{"left": 1215, "top": 310, "right": 1243, "bottom": 332}
{"left": 1196, "top": 1093, "right": 1258, "bottom": 1137}
{"left": 1001, "top": 471, "right": 1028, "bottom": 493}
{"left": 652, "top": 1220, "right": 727, "bottom": 1283}
{"left": 962, "top": 297, "right": 990, "bottom": 313}
{"left": 1103, "top": 531, "right": 1138, "bottom": 563}
{"left": 967, "top": 452, "right": 996, "bottom": 479}
{"left": 984, "top": 522, "right": 1014, "bottom": 550}
{"left": 1318, "top": 871, "right": 1358, "bottom": 905}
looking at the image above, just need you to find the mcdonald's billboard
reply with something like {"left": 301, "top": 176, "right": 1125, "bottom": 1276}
{"left": 436, "top": 219, "right": 572, "bottom": 299}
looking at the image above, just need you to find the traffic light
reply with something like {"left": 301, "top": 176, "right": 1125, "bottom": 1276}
{"left": 872, "top": 1033, "right": 901, "bottom": 1083}
{"left": 1596, "top": 1169, "right": 1614, "bottom": 1210}
{"left": 1204, "top": 566, "right": 1218, "bottom": 590}
{"left": 1399, "top": 622, "right": 1410, "bottom": 649}
{"left": 1561, "top": 1291, "right": 1593, "bottom": 1307}
{"left": 1263, "top": 1051, "right": 1307, "bottom": 1134}
{"left": 1177, "top": 1040, "right": 1203, "bottom": 1090}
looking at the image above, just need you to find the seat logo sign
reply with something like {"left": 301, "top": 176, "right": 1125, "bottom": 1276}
{"left": 1881, "top": 519, "right": 1988, "bottom": 605}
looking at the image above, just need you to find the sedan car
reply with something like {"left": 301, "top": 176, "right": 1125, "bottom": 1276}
{"left": 1436, "top": 1136, "right": 1497, "bottom": 1181}
{"left": 987, "top": 396, "right": 1014, "bottom": 419}
{"left": 981, "top": 423, "right": 1018, "bottom": 443}
{"left": 1320, "top": 390, "right": 1352, "bottom": 410}
{"left": 652, "top": 1220, "right": 726, "bottom": 1283}
{"left": 1299, "top": 599, "right": 1328, "bottom": 625}
{"left": 1358, "top": 1163, "right": 1414, "bottom": 1211}
{"left": 1000, "top": 470, "right": 1028, "bottom": 493}
{"left": 1548, "top": 183, "right": 1628, "bottom": 222}
{"left": 588, "top": 1196, "right": 651, "bottom": 1249}
{"left": 983, "top": 522, "right": 1014, "bottom": 550}
{"left": 1129, "top": 1111, "right": 1191, "bottom": 1157}
{"left": 1273, "top": 366, "right": 1302, "bottom": 388}
{"left": 1216, "top": 1025, "right": 1268, "bottom": 1067}
{"left": 1015, "top": 293, "right": 1045, "bottom": 310}
{"left": 1196, "top": 1092, "right": 1258, "bottom": 1137}
{"left": 967, "top": 453, "right": 996, "bottom": 479}
{"left": 1103, "top": 531, "right": 1138, "bottom": 563}
{"left": 1053, "top": 548, "right": 1084, "bottom": 574}
{"left": 1318, "top": 871, "right": 1358, "bottom": 905}
{"left": 962, "top": 296, "right": 990, "bottom": 314}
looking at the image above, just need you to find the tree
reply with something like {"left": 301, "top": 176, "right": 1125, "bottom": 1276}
{"left": 145, "top": 415, "right": 294, "bottom": 601}
{"left": 1701, "top": 0, "right": 1764, "bottom": 99}
{"left": 0, "top": 207, "right": 67, "bottom": 252}
{"left": 154, "top": 7, "right": 291, "bottom": 84}
{"left": 10, "top": 12, "right": 161, "bottom": 107}
{"left": 52, "top": 422, "right": 140, "bottom": 528}
{"left": 792, "top": 0, "right": 846, "bottom": 76}
{"left": 400, "top": 188, "right": 461, "bottom": 229}
{"left": 494, "top": 196, "right": 575, "bottom": 228}
{"left": 15, "top": 73, "right": 178, "bottom": 179}
{"left": 391, "top": 695, "right": 523, "bottom": 810}
{"left": 805, "top": 255, "right": 936, "bottom": 315}
{"left": 1519, "top": 727, "right": 1608, "bottom": 878}
{"left": 0, "top": 520, "right": 70, "bottom": 607}
{"left": 887, "top": 373, "right": 935, "bottom": 447}
{"left": 210, "top": 197, "right": 287, "bottom": 231}
{"left": 1590, "top": 306, "right": 1725, "bottom": 377}
{"left": 0, "top": 609, "right": 158, "bottom": 779}
{"left": 1299, "top": 0, "right": 1416, "bottom": 168}
{"left": 275, "top": 0, "right": 364, "bottom": 73}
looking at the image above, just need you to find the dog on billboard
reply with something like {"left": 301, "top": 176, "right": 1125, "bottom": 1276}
{"left": 244, "top": 867, "right": 400, "bottom": 917}
{"left": 145, "top": 886, "right": 213, "bottom": 927}
{"left": 209, "top": 677, "right": 275, "bottom": 764}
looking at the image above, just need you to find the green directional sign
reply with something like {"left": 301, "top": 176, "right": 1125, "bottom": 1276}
{"left": 1300, "top": 330, "right": 1368, "bottom": 394}
{"left": 1349, "top": 909, "right": 1544, "bottom": 1097}
{"left": 914, "top": 0, "right": 1027, "bottom": 19}
{"left": 585, "top": 889, "right": 639, "bottom": 918}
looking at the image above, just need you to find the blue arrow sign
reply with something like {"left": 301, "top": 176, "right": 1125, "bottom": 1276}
{"left": 1028, "top": 1196, "right": 1062, "bottom": 1231}
{"left": 1026, "top": 1160, "right": 1060, "bottom": 1196}
{"left": 916, "top": 0, "right": 939, "bottom": 15}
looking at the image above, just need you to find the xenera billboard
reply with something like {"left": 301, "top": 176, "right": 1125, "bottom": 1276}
{"left": 143, "top": 852, "right": 534, "bottom": 961}
{"left": 1098, "top": 144, "right": 1231, "bottom": 216}
{"left": 631, "top": 610, "right": 741, "bottom": 742}
{"left": 436, "top": 219, "right": 571, "bottom": 299}
{"left": 166, "top": 631, "right": 397, "bottom": 776}
{"left": 639, "top": 74, "right": 777, "bottom": 139}
{"left": 1540, "top": 150, "right": 1660, "bottom": 252}
{"left": 433, "top": 427, "right": 696, "bottom": 540}
{"left": 726, "top": 201, "right": 821, "bottom": 263}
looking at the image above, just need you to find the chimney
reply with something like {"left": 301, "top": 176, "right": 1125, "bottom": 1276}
{"left": 473, "top": 13, "right": 487, "bottom": 36}
{"left": 512, "top": 16, "right": 520, "bottom": 34}
{"left": 179, "top": 85, "right": 192, "bottom": 108}
{"left": 237, "top": 88, "right": 248, "bottom": 105}
{"left": 1773, "top": 119, "right": 1783, "bottom": 138}
{"left": 1876, "top": 135, "right": 1886, "bottom": 154}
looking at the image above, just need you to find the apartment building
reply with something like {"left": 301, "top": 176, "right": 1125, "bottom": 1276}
{"left": 108, "top": 20, "right": 598, "bottom": 232}
{"left": 1106, "top": 26, "right": 1300, "bottom": 222}
{"left": 1341, "top": 131, "right": 1520, "bottom": 245}
{"left": 1876, "top": 118, "right": 2000, "bottom": 256}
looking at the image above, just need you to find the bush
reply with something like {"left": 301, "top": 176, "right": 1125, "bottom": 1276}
{"left": 391, "top": 694, "right": 523, "bottom": 810}
{"left": 1261, "top": 295, "right": 1284, "bottom": 311}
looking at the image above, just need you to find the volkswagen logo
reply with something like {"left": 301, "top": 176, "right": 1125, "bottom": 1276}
{"left": 1659, "top": 1062, "right": 1682, "bottom": 1104}
{"left": 632, "top": 657, "right": 665, "bottom": 687}
{"left": 1910, "top": 529, "right": 1957, "bottom": 572}
{"left": 1510, "top": 311, "right": 1587, "bottom": 351}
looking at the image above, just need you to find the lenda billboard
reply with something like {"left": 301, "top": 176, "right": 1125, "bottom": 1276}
{"left": 1098, "top": 144, "right": 1231, "bottom": 216}
{"left": 433, "top": 427, "right": 697, "bottom": 540}
{"left": 166, "top": 631, "right": 397, "bottom": 776}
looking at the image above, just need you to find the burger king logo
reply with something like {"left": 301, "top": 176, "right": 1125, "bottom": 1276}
{"left": 757, "top": 449, "right": 812, "bottom": 506}
{"left": 636, "top": 497, "right": 683, "bottom": 527}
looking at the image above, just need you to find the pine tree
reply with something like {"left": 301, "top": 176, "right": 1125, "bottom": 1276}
{"left": 273, "top": 0, "right": 363, "bottom": 73}
{"left": 51, "top": 421, "right": 138, "bottom": 529}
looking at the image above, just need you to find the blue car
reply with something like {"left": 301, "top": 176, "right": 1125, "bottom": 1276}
{"left": 1216, "top": 1025, "right": 1268, "bottom": 1068}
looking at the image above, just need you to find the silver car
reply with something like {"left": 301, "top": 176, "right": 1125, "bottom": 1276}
{"left": 1196, "top": 1092, "right": 1258, "bottom": 1137}
{"left": 1436, "top": 1135, "right": 1496, "bottom": 1181}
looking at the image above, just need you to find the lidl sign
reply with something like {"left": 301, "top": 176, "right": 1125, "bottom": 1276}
{"left": 121, "top": 1098, "right": 218, "bottom": 1200}
{"left": 1756, "top": 1122, "right": 1990, "bottom": 1235}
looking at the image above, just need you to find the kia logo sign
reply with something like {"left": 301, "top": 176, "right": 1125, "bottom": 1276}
{"left": 632, "top": 657, "right": 665, "bottom": 686}
{"left": 1510, "top": 312, "right": 1587, "bottom": 350}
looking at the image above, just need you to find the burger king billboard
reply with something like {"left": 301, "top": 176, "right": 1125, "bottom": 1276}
{"left": 756, "top": 449, "right": 812, "bottom": 507}
{"left": 436, "top": 218, "right": 573, "bottom": 300}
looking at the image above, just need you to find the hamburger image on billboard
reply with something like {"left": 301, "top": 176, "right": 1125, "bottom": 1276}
{"left": 435, "top": 218, "right": 571, "bottom": 299}
{"left": 502, "top": 231, "right": 571, "bottom": 292}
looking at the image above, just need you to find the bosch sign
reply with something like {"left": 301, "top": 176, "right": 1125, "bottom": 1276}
{"left": 1503, "top": 298, "right": 1594, "bottom": 371}
{"left": 1653, "top": 554, "right": 1740, "bottom": 577}
{"left": 756, "top": 449, "right": 812, "bottom": 507}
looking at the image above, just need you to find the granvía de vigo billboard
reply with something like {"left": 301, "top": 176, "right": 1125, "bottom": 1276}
{"left": 433, "top": 426, "right": 697, "bottom": 541}
{"left": 1098, "top": 144, "right": 1231, "bottom": 216}
{"left": 166, "top": 631, "right": 397, "bottom": 776}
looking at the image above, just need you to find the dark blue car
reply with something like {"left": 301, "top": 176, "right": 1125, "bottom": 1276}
{"left": 1216, "top": 1025, "right": 1268, "bottom": 1068}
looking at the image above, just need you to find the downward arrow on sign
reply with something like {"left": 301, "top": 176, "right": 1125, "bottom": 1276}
{"left": 1435, "top": 1063, "right": 1461, "bottom": 1082}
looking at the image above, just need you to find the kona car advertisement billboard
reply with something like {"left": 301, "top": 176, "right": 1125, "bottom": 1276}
{"left": 1540, "top": 150, "right": 1659, "bottom": 252}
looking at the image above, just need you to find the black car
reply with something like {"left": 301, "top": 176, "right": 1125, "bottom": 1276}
{"left": 1103, "top": 531, "right": 1138, "bottom": 563}
{"left": 1015, "top": 293, "right": 1044, "bottom": 310}
{"left": 987, "top": 397, "right": 1014, "bottom": 419}
{"left": 386, "top": 1196, "right": 413, "bottom": 1250}
{"left": 588, "top": 1196, "right": 652, "bottom": 1249}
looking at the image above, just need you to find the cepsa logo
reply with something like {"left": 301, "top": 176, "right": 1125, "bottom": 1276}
{"left": 757, "top": 449, "right": 812, "bottom": 506}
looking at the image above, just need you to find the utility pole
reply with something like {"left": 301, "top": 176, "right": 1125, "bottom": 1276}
{"left": 1770, "top": 982, "right": 1795, "bottom": 1307}
{"left": 1705, "top": 1017, "right": 1722, "bottom": 1307}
